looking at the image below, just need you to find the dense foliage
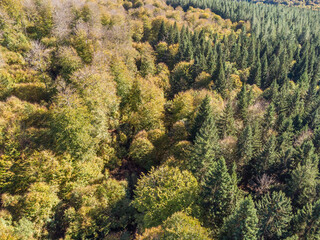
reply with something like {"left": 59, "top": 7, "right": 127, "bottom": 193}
{"left": 0, "top": 0, "right": 319, "bottom": 239}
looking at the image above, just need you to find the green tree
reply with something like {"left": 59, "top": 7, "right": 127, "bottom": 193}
{"left": 237, "top": 125, "right": 253, "bottom": 166}
{"left": 218, "top": 101, "right": 235, "bottom": 138}
{"left": 215, "top": 55, "right": 227, "bottom": 98}
{"left": 201, "top": 157, "right": 237, "bottom": 229}
{"left": 255, "top": 134, "right": 277, "bottom": 175}
{"left": 220, "top": 196, "right": 259, "bottom": 240}
{"left": 256, "top": 191, "right": 293, "bottom": 239}
{"left": 50, "top": 91, "right": 96, "bottom": 160}
{"left": 188, "top": 112, "right": 220, "bottom": 180}
{"left": 190, "top": 95, "right": 212, "bottom": 142}
{"left": 288, "top": 158, "right": 319, "bottom": 208}
{"left": 157, "top": 21, "right": 167, "bottom": 42}
{"left": 291, "top": 199, "right": 320, "bottom": 239}
{"left": 162, "top": 212, "right": 212, "bottom": 240}
{"left": 237, "top": 84, "right": 249, "bottom": 121}
{"left": 263, "top": 103, "right": 276, "bottom": 134}
{"left": 132, "top": 166, "right": 199, "bottom": 228}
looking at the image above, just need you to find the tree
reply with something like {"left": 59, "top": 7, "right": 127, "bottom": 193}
{"left": 288, "top": 158, "right": 319, "bottom": 208}
{"left": 220, "top": 196, "right": 259, "bottom": 240}
{"left": 215, "top": 55, "right": 227, "bottom": 98}
{"left": 190, "top": 95, "right": 212, "bottom": 142}
{"left": 50, "top": 90, "right": 96, "bottom": 160}
{"left": 157, "top": 21, "right": 167, "bottom": 42}
{"left": 251, "top": 58, "right": 261, "bottom": 87}
{"left": 162, "top": 212, "right": 212, "bottom": 240}
{"left": 256, "top": 191, "right": 293, "bottom": 239}
{"left": 237, "top": 125, "right": 253, "bottom": 166}
{"left": 137, "top": 212, "right": 212, "bottom": 240}
{"left": 188, "top": 112, "right": 220, "bottom": 180}
{"left": 255, "top": 134, "right": 277, "bottom": 175}
{"left": 201, "top": 157, "right": 238, "bottom": 230}
{"left": 237, "top": 84, "right": 249, "bottom": 121}
{"left": 263, "top": 103, "right": 276, "bottom": 135}
{"left": 129, "top": 135, "right": 155, "bottom": 170}
{"left": 132, "top": 166, "right": 199, "bottom": 228}
{"left": 218, "top": 101, "right": 235, "bottom": 138}
{"left": 291, "top": 199, "right": 320, "bottom": 239}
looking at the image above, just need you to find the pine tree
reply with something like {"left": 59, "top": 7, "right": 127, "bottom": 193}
{"left": 220, "top": 196, "right": 259, "bottom": 240}
{"left": 188, "top": 113, "right": 220, "bottom": 180}
{"left": 190, "top": 95, "right": 212, "bottom": 142}
{"left": 256, "top": 191, "right": 293, "bottom": 239}
{"left": 201, "top": 157, "right": 237, "bottom": 230}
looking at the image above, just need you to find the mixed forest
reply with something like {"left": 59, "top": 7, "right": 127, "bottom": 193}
{"left": 0, "top": 0, "right": 320, "bottom": 239}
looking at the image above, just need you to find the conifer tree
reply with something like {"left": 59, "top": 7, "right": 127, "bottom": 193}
{"left": 237, "top": 84, "right": 249, "bottom": 121}
{"left": 188, "top": 112, "right": 220, "bottom": 180}
{"left": 255, "top": 134, "right": 277, "bottom": 175}
{"left": 218, "top": 101, "right": 235, "bottom": 138}
{"left": 251, "top": 58, "right": 261, "bottom": 87}
{"left": 261, "top": 53, "right": 270, "bottom": 89}
{"left": 252, "top": 121, "right": 263, "bottom": 157}
{"left": 278, "top": 118, "right": 294, "bottom": 158}
{"left": 288, "top": 158, "right": 319, "bottom": 208}
{"left": 237, "top": 125, "right": 253, "bottom": 165}
{"left": 220, "top": 196, "right": 259, "bottom": 240}
{"left": 215, "top": 47, "right": 227, "bottom": 98}
{"left": 157, "top": 21, "right": 167, "bottom": 43}
{"left": 256, "top": 191, "right": 293, "bottom": 239}
{"left": 291, "top": 199, "right": 320, "bottom": 239}
{"left": 190, "top": 95, "right": 212, "bottom": 142}
{"left": 201, "top": 157, "right": 237, "bottom": 229}
{"left": 263, "top": 103, "right": 276, "bottom": 135}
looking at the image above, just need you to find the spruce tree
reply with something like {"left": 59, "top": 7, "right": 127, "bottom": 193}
{"left": 218, "top": 101, "right": 235, "bottom": 138}
{"left": 190, "top": 95, "right": 212, "bottom": 142}
{"left": 237, "top": 125, "right": 253, "bottom": 165}
{"left": 263, "top": 103, "right": 276, "bottom": 135}
{"left": 201, "top": 157, "right": 237, "bottom": 230}
{"left": 215, "top": 45, "right": 227, "bottom": 98}
{"left": 252, "top": 121, "right": 263, "bottom": 157}
{"left": 261, "top": 52, "right": 270, "bottom": 89}
{"left": 256, "top": 191, "right": 293, "bottom": 239}
{"left": 220, "top": 196, "right": 259, "bottom": 240}
{"left": 255, "top": 134, "right": 277, "bottom": 175}
{"left": 188, "top": 112, "right": 220, "bottom": 180}
{"left": 251, "top": 58, "right": 262, "bottom": 87}
{"left": 237, "top": 84, "right": 249, "bottom": 121}
{"left": 291, "top": 199, "right": 320, "bottom": 239}
{"left": 157, "top": 21, "right": 167, "bottom": 43}
{"left": 288, "top": 157, "right": 319, "bottom": 208}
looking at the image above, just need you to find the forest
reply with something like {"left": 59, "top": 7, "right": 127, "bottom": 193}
{"left": 0, "top": 0, "right": 319, "bottom": 239}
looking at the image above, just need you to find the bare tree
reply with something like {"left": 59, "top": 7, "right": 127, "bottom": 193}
{"left": 248, "top": 174, "right": 276, "bottom": 196}
{"left": 51, "top": 0, "right": 73, "bottom": 40}
{"left": 25, "top": 41, "right": 51, "bottom": 87}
